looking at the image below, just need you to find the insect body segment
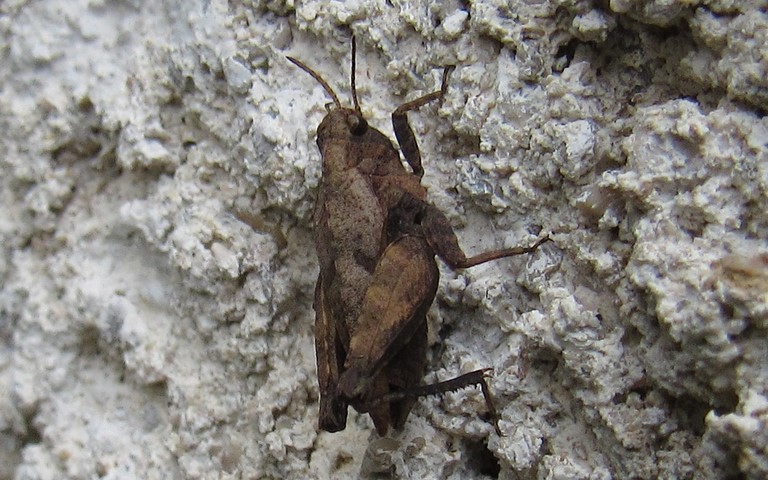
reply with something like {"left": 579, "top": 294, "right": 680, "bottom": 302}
{"left": 289, "top": 38, "right": 548, "bottom": 435}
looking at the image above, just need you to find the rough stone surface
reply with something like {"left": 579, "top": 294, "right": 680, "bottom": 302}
{"left": 2, "top": 1, "right": 767, "bottom": 479}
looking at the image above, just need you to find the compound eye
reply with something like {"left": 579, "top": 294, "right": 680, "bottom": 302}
{"left": 346, "top": 113, "right": 368, "bottom": 135}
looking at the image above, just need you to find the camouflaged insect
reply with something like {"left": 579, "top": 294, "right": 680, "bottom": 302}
{"left": 288, "top": 38, "right": 549, "bottom": 435}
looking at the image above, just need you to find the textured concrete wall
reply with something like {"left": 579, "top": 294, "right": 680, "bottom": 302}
{"left": 2, "top": 1, "right": 767, "bottom": 478}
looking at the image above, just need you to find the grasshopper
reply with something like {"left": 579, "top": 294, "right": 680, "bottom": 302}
{"left": 288, "top": 38, "right": 548, "bottom": 435}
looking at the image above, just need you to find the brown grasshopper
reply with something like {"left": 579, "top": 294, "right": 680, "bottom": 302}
{"left": 288, "top": 38, "right": 548, "bottom": 435}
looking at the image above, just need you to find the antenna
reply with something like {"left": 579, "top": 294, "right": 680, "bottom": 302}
{"left": 286, "top": 56, "right": 342, "bottom": 109}
{"left": 351, "top": 36, "right": 361, "bottom": 114}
